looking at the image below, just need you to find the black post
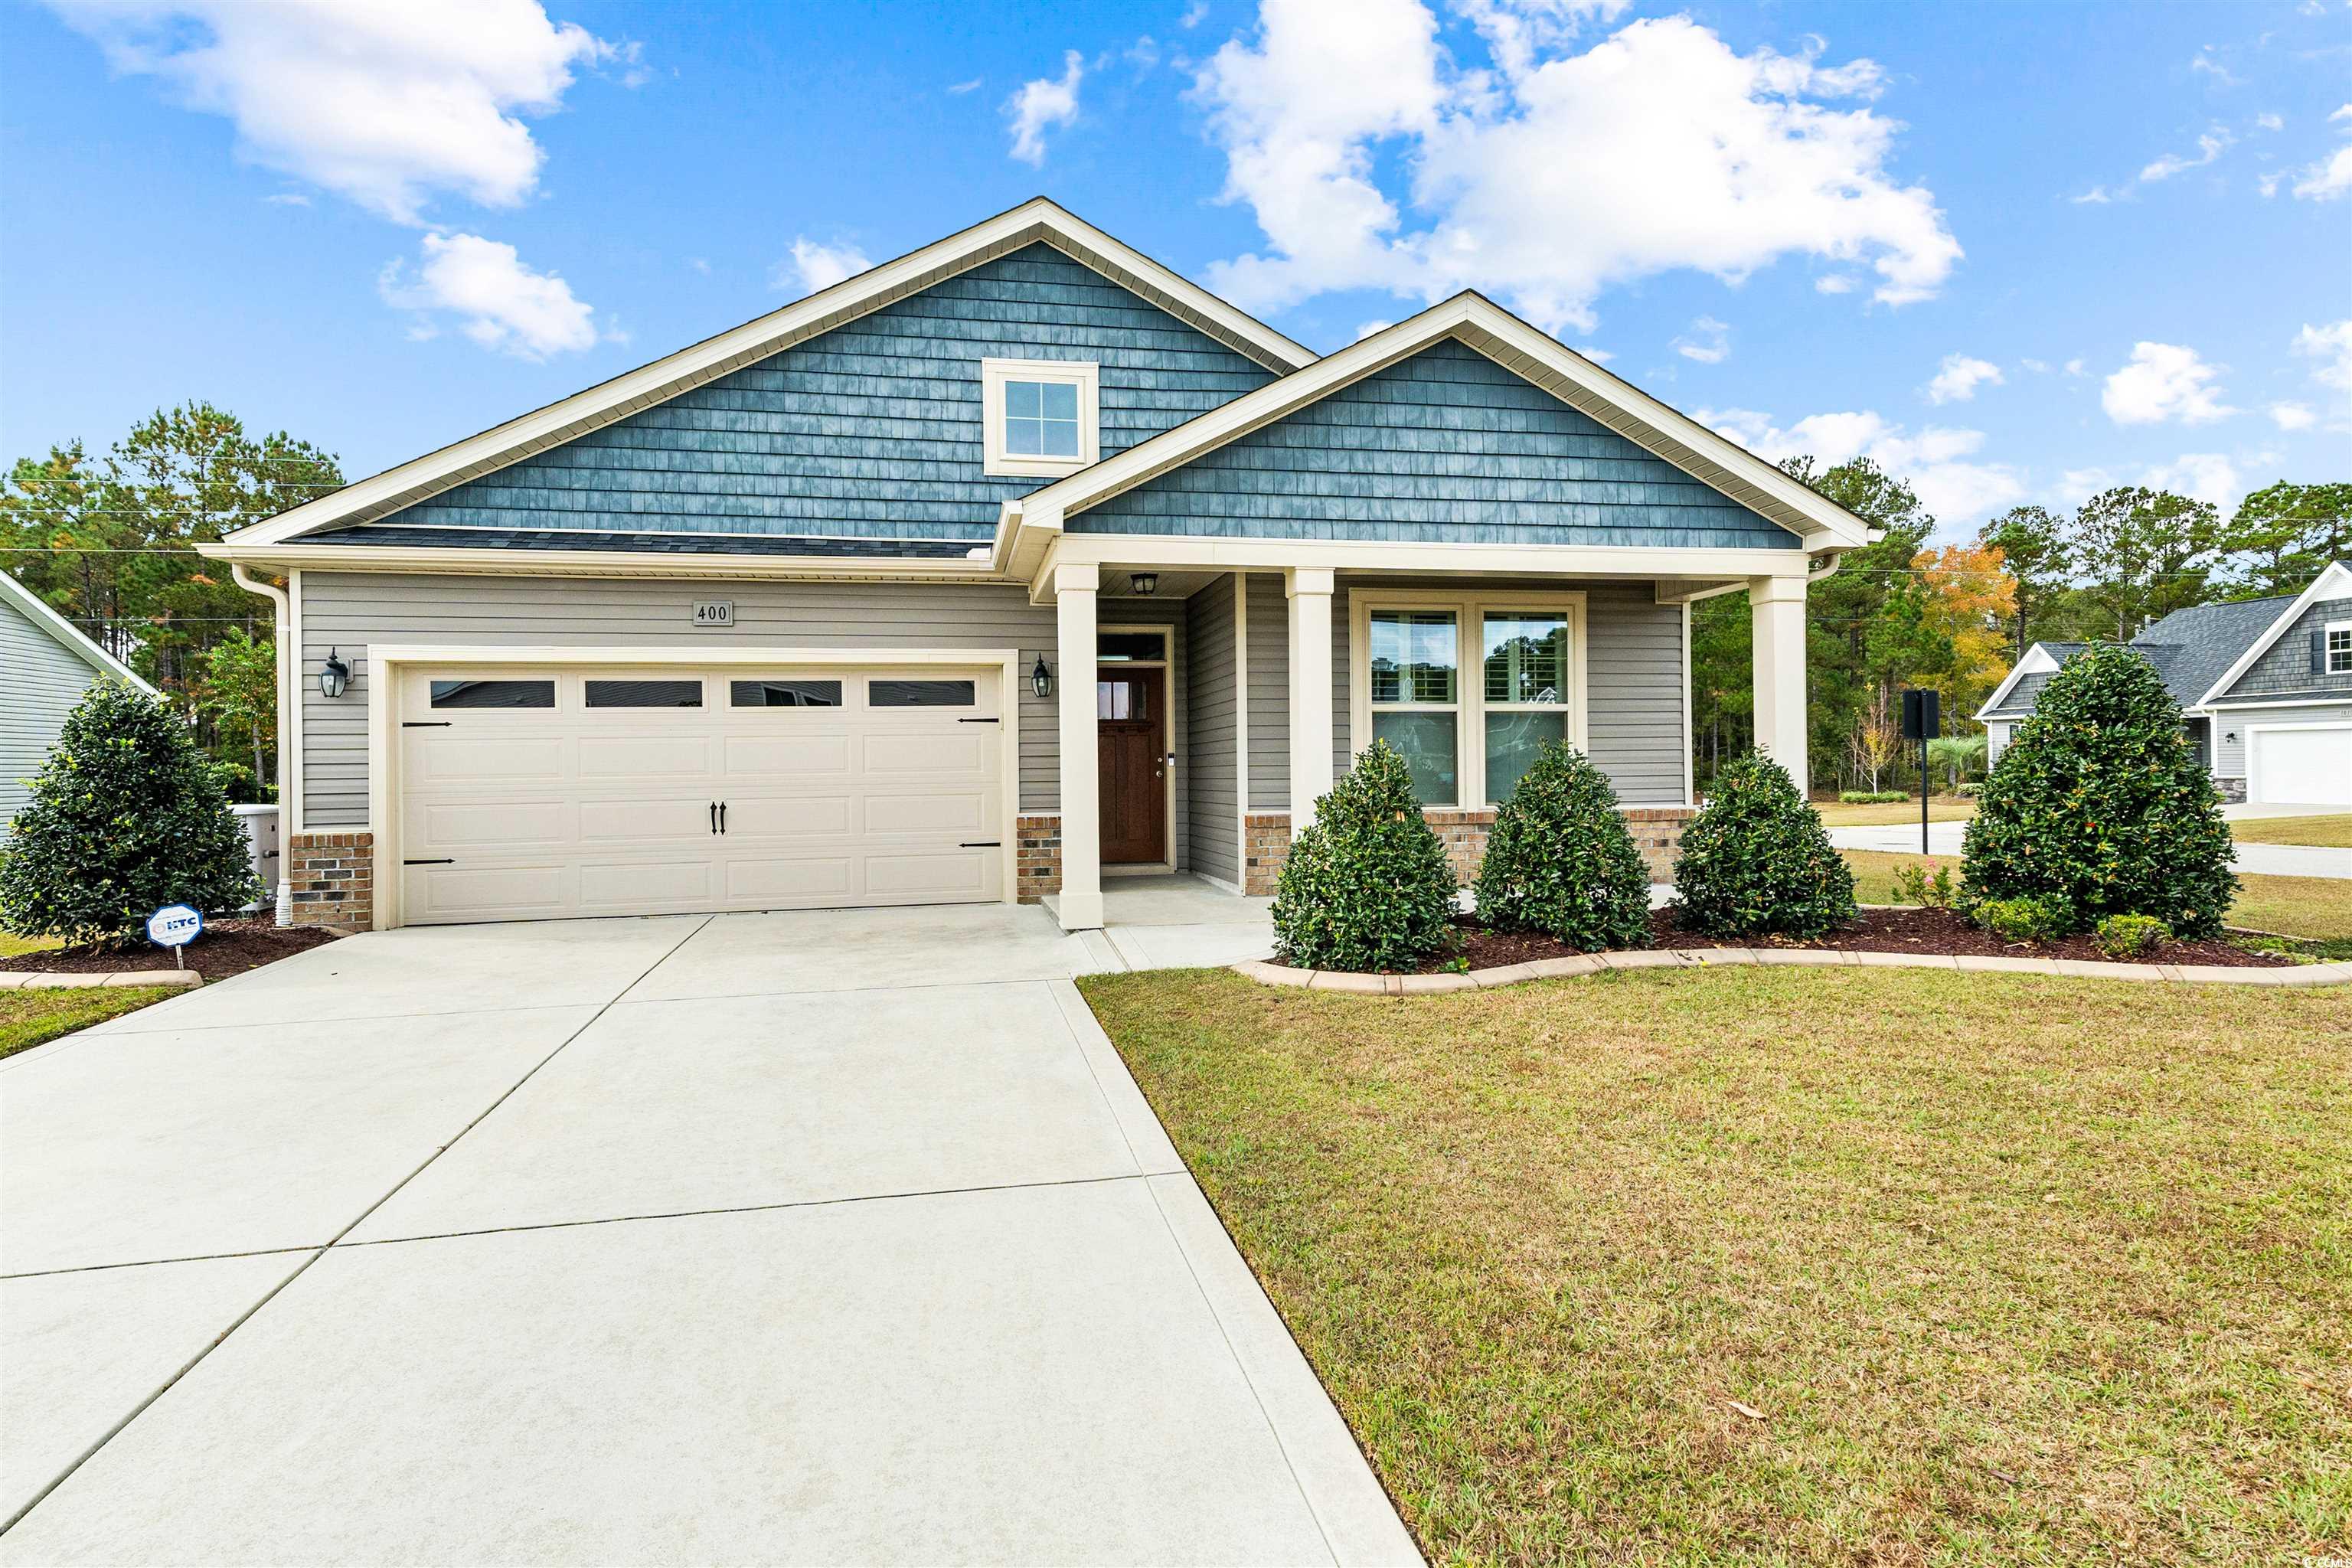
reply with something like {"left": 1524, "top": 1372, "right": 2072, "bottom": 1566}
{"left": 1900, "top": 688, "right": 1942, "bottom": 858}
{"left": 1921, "top": 733, "right": 1930, "bottom": 855}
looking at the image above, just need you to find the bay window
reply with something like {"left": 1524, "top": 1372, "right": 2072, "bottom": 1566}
{"left": 1354, "top": 592, "right": 1585, "bottom": 809}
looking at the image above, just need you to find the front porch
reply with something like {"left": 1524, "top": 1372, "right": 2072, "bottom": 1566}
{"left": 1031, "top": 556, "right": 1815, "bottom": 932}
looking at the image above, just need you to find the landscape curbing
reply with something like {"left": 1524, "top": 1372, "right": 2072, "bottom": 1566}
{"left": 1234, "top": 948, "right": 2352, "bottom": 993}
{"left": 0, "top": 969, "right": 203, "bottom": 991}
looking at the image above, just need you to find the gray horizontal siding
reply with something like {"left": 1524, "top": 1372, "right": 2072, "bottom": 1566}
{"left": 2, "top": 596, "right": 112, "bottom": 822}
{"left": 1245, "top": 573, "right": 1289, "bottom": 810}
{"left": 2210, "top": 700, "right": 2351, "bottom": 779}
{"left": 1185, "top": 576, "right": 1239, "bottom": 884}
{"left": 1071, "top": 339, "right": 1800, "bottom": 550}
{"left": 378, "top": 247, "right": 1276, "bottom": 547}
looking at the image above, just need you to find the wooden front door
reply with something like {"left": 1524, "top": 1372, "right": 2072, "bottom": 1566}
{"left": 1098, "top": 667, "right": 1166, "bottom": 864}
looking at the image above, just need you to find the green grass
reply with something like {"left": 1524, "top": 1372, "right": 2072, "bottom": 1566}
{"left": 0, "top": 985, "right": 177, "bottom": 1060}
{"left": 2232, "top": 814, "right": 2352, "bottom": 849}
{"left": 0, "top": 930, "right": 63, "bottom": 959}
{"left": 1839, "top": 850, "right": 2352, "bottom": 944}
{"left": 1082, "top": 966, "right": 2352, "bottom": 1566}
{"left": 1811, "top": 798, "right": 1977, "bottom": 828}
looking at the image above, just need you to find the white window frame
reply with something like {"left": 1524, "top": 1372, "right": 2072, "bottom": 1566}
{"left": 1348, "top": 590, "right": 1588, "bottom": 809}
{"left": 981, "top": 357, "right": 1099, "bottom": 478}
{"left": 2327, "top": 619, "right": 2352, "bottom": 675}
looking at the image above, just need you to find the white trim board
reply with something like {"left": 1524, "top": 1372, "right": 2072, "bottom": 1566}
{"left": 361, "top": 645, "right": 1022, "bottom": 931}
{"left": 0, "top": 573, "right": 157, "bottom": 693}
{"left": 1008, "top": 292, "right": 1874, "bottom": 579}
{"left": 1973, "top": 640, "right": 2066, "bottom": 722}
{"left": 2195, "top": 561, "right": 2352, "bottom": 707}
{"left": 224, "top": 199, "right": 1315, "bottom": 551}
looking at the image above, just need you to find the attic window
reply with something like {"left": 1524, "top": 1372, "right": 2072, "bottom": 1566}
{"left": 2328, "top": 621, "right": 2351, "bottom": 675}
{"left": 982, "top": 358, "right": 1098, "bottom": 478}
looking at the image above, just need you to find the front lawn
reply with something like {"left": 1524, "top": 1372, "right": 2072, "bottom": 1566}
{"left": 1083, "top": 967, "right": 2351, "bottom": 1566}
{"left": 2233, "top": 814, "right": 2352, "bottom": 848}
{"left": 0, "top": 931, "right": 62, "bottom": 959}
{"left": 0, "top": 985, "right": 178, "bottom": 1060}
{"left": 1839, "top": 849, "right": 2352, "bottom": 943}
{"left": 1811, "top": 798, "right": 1975, "bottom": 828}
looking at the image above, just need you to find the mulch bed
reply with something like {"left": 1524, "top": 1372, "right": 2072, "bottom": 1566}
{"left": 1364, "top": 906, "right": 2292, "bottom": 974}
{"left": 0, "top": 919, "right": 338, "bottom": 978}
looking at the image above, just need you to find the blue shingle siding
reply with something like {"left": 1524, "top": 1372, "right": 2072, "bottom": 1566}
{"left": 2213, "top": 594, "right": 2352, "bottom": 706}
{"left": 376, "top": 246, "right": 1277, "bottom": 544}
{"left": 1069, "top": 338, "right": 1799, "bottom": 548}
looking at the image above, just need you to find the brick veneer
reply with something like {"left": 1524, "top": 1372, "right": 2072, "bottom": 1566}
{"left": 1015, "top": 815, "right": 1061, "bottom": 903}
{"left": 1240, "top": 805, "right": 1694, "bottom": 896}
{"left": 287, "top": 831, "right": 373, "bottom": 928}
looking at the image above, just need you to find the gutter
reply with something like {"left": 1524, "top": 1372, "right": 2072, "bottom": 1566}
{"left": 228, "top": 564, "right": 295, "bottom": 926}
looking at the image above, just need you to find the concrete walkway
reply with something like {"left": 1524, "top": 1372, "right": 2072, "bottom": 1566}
{"left": 1829, "top": 822, "right": 2352, "bottom": 880}
{"left": 0, "top": 903, "right": 1410, "bottom": 1565}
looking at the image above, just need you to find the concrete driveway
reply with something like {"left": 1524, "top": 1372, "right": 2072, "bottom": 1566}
{"left": 1, "top": 903, "right": 1413, "bottom": 1566}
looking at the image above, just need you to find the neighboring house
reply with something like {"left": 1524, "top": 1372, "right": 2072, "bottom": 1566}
{"left": 1977, "top": 558, "right": 2352, "bottom": 806}
{"left": 1, "top": 573, "right": 159, "bottom": 824}
{"left": 205, "top": 199, "right": 1872, "bottom": 933}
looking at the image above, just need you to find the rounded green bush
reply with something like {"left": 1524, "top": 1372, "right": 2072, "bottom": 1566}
{"left": 1472, "top": 741, "right": 1650, "bottom": 951}
{"left": 1671, "top": 753, "right": 1857, "bottom": 938}
{"left": 2095, "top": 912, "right": 2172, "bottom": 959}
{"left": 1975, "top": 893, "right": 2073, "bottom": 944}
{"left": 1962, "top": 643, "right": 2236, "bottom": 938}
{"left": 1271, "top": 740, "right": 1459, "bottom": 972}
{"left": 1, "top": 681, "right": 262, "bottom": 946}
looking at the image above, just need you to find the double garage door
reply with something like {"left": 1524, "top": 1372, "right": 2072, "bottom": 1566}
{"left": 396, "top": 664, "right": 1006, "bottom": 926}
{"left": 2248, "top": 722, "right": 2352, "bottom": 807}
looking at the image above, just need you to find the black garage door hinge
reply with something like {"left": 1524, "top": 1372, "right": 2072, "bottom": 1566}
{"left": 957, "top": 716, "right": 1000, "bottom": 723}
{"left": 403, "top": 858, "right": 456, "bottom": 866}
{"left": 402, "top": 721, "right": 452, "bottom": 728}
{"left": 959, "top": 841, "right": 1002, "bottom": 848}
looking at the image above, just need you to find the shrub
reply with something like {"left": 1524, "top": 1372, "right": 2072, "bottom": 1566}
{"left": 1673, "top": 753, "right": 1857, "bottom": 939}
{"left": 2095, "top": 913, "right": 2172, "bottom": 959}
{"left": 1472, "top": 742, "right": 1650, "bottom": 952}
{"left": 1890, "top": 861, "right": 1958, "bottom": 909}
{"left": 1271, "top": 739, "right": 1459, "bottom": 972}
{"left": 1839, "top": 789, "right": 1910, "bottom": 805}
{"left": 1962, "top": 643, "right": 2236, "bottom": 937}
{"left": 1974, "top": 894, "right": 2073, "bottom": 944}
{"left": 0, "top": 681, "right": 262, "bottom": 947}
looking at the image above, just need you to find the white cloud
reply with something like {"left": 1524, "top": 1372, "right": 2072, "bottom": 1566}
{"left": 2187, "top": 50, "right": 2240, "bottom": 87}
{"left": 1192, "top": 5, "right": 1959, "bottom": 335}
{"left": 2070, "top": 184, "right": 2121, "bottom": 205}
{"left": 2101, "top": 341, "right": 2234, "bottom": 425}
{"left": 1671, "top": 315, "right": 1730, "bottom": 364}
{"left": 1181, "top": 0, "right": 1210, "bottom": 25}
{"left": 51, "top": 0, "right": 619, "bottom": 224}
{"left": 1004, "top": 49, "right": 1083, "bottom": 165}
{"left": 1698, "top": 406, "right": 2024, "bottom": 524}
{"left": 2256, "top": 111, "right": 2284, "bottom": 131}
{"left": 947, "top": 77, "right": 982, "bottom": 94}
{"left": 2269, "top": 401, "right": 2318, "bottom": 430}
{"left": 2063, "top": 358, "right": 2087, "bottom": 377}
{"left": 773, "top": 237, "right": 871, "bottom": 296}
{"left": 378, "top": 231, "right": 599, "bottom": 359}
{"left": 1813, "top": 274, "right": 1856, "bottom": 294}
{"left": 2020, "top": 358, "right": 2051, "bottom": 374}
{"left": 2140, "top": 452, "right": 2240, "bottom": 511}
{"left": 2292, "top": 318, "right": 2352, "bottom": 393}
{"left": 1354, "top": 318, "right": 1395, "bottom": 339}
{"left": 2289, "top": 105, "right": 2352, "bottom": 199}
{"left": 2138, "top": 128, "right": 2232, "bottom": 181}
{"left": 1924, "top": 353, "right": 2002, "bottom": 404}
{"left": 1453, "top": 0, "right": 1633, "bottom": 81}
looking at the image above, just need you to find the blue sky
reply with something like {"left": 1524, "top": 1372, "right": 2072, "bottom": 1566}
{"left": 3, "top": 0, "right": 2346, "bottom": 542}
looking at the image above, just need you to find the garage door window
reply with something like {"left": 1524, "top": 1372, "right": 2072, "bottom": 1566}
{"left": 869, "top": 678, "right": 975, "bottom": 707}
{"left": 430, "top": 679, "right": 554, "bottom": 710}
{"left": 730, "top": 678, "right": 844, "bottom": 707}
{"left": 585, "top": 678, "right": 703, "bottom": 708}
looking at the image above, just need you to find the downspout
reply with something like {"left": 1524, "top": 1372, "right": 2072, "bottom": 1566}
{"left": 230, "top": 563, "right": 295, "bottom": 926}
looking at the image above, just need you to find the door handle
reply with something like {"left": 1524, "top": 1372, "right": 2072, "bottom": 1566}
{"left": 719, "top": 801, "right": 727, "bottom": 835}
{"left": 709, "top": 801, "right": 718, "bottom": 835}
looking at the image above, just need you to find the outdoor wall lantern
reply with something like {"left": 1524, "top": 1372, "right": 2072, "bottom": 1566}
{"left": 1129, "top": 572, "right": 1159, "bottom": 596}
{"left": 1031, "top": 653, "right": 1053, "bottom": 700}
{"left": 319, "top": 648, "right": 351, "bottom": 700}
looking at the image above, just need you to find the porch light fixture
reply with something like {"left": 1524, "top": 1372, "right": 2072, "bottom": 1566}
{"left": 1031, "top": 653, "right": 1053, "bottom": 700}
{"left": 1129, "top": 572, "right": 1158, "bottom": 596}
{"left": 318, "top": 648, "right": 351, "bottom": 700}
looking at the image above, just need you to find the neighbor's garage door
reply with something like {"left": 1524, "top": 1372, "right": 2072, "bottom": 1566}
{"left": 2248, "top": 723, "right": 2352, "bottom": 807}
{"left": 396, "top": 665, "right": 1004, "bottom": 925}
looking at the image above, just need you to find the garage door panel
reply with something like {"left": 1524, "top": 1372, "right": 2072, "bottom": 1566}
{"left": 2251, "top": 726, "right": 2352, "bottom": 805}
{"left": 397, "top": 662, "right": 1004, "bottom": 925}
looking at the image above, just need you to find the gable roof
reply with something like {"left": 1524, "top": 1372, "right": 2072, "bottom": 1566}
{"left": 1975, "top": 641, "right": 2080, "bottom": 720}
{"left": 221, "top": 199, "right": 1316, "bottom": 553}
{"left": 0, "top": 573, "right": 158, "bottom": 694}
{"left": 1003, "top": 292, "right": 1875, "bottom": 573}
{"left": 2193, "top": 560, "right": 2352, "bottom": 707}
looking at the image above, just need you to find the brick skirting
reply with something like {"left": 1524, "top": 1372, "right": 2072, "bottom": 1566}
{"left": 1243, "top": 805, "right": 1694, "bottom": 896}
{"left": 1015, "top": 815, "right": 1061, "bottom": 903}
{"left": 287, "top": 831, "right": 373, "bottom": 928}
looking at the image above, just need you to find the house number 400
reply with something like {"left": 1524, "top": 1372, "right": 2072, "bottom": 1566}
{"left": 691, "top": 601, "right": 734, "bottom": 627}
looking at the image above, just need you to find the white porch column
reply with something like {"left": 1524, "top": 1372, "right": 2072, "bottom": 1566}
{"left": 1286, "top": 567, "right": 1336, "bottom": 826}
{"left": 1054, "top": 560, "right": 1104, "bottom": 931}
{"left": 1749, "top": 573, "right": 1809, "bottom": 791}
